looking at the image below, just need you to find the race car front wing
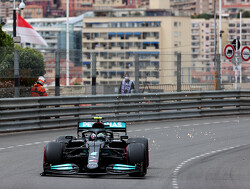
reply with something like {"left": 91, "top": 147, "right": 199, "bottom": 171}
{"left": 41, "top": 163, "right": 143, "bottom": 176}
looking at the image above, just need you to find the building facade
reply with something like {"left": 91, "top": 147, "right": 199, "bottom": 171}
{"left": 82, "top": 9, "right": 191, "bottom": 85}
{"left": 227, "top": 18, "right": 250, "bottom": 47}
{"left": 23, "top": 5, "right": 43, "bottom": 18}
{"left": 149, "top": 0, "right": 170, "bottom": 10}
{"left": 191, "top": 18, "right": 232, "bottom": 82}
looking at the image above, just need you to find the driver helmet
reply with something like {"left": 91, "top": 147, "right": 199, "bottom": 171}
{"left": 37, "top": 76, "right": 46, "bottom": 85}
{"left": 89, "top": 133, "right": 97, "bottom": 141}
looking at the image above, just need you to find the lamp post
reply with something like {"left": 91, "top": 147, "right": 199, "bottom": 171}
{"left": 66, "top": 0, "right": 69, "bottom": 86}
{"left": 13, "top": 0, "right": 25, "bottom": 38}
{"left": 13, "top": 0, "right": 16, "bottom": 37}
{"left": 13, "top": 0, "right": 25, "bottom": 97}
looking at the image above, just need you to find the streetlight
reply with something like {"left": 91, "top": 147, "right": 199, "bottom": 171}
{"left": 13, "top": 0, "right": 25, "bottom": 97}
{"left": 13, "top": 0, "right": 25, "bottom": 37}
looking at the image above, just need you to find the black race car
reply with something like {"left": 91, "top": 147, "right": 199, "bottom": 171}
{"left": 42, "top": 117, "right": 149, "bottom": 177}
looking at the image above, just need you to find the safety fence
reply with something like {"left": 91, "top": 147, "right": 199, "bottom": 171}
{"left": 1, "top": 48, "right": 250, "bottom": 98}
{"left": 1, "top": 90, "right": 250, "bottom": 133}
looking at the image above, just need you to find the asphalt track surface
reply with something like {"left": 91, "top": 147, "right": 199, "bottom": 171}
{"left": 1, "top": 116, "right": 250, "bottom": 189}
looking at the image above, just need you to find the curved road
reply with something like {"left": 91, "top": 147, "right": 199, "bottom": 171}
{"left": 1, "top": 116, "right": 250, "bottom": 189}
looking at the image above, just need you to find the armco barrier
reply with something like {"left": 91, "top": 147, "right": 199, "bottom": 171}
{"left": 0, "top": 90, "right": 250, "bottom": 133}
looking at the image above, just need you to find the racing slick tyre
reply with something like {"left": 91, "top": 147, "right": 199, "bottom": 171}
{"left": 44, "top": 142, "right": 63, "bottom": 166}
{"left": 127, "top": 138, "right": 149, "bottom": 167}
{"left": 127, "top": 143, "right": 147, "bottom": 177}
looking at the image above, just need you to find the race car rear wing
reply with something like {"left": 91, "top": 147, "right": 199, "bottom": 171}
{"left": 77, "top": 121, "right": 127, "bottom": 133}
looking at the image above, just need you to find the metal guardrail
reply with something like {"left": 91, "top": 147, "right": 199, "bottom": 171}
{"left": 0, "top": 90, "right": 250, "bottom": 133}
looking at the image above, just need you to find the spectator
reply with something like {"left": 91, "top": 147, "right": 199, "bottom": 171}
{"left": 119, "top": 74, "right": 135, "bottom": 94}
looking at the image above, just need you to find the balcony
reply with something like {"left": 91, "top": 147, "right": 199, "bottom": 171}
{"left": 192, "top": 50, "right": 199, "bottom": 54}
{"left": 191, "top": 32, "right": 199, "bottom": 36}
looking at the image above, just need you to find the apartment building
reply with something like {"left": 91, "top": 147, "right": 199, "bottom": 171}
{"left": 74, "top": 0, "right": 94, "bottom": 16}
{"left": 223, "top": 0, "right": 250, "bottom": 5}
{"left": 149, "top": 0, "right": 170, "bottom": 10}
{"left": 25, "top": 0, "right": 64, "bottom": 18}
{"left": 170, "top": 0, "right": 219, "bottom": 16}
{"left": 0, "top": 1, "right": 16, "bottom": 20}
{"left": 170, "top": 0, "right": 250, "bottom": 17}
{"left": 23, "top": 5, "right": 43, "bottom": 18}
{"left": 191, "top": 18, "right": 229, "bottom": 83}
{"left": 191, "top": 17, "right": 250, "bottom": 83}
{"left": 227, "top": 18, "right": 250, "bottom": 48}
{"left": 82, "top": 9, "right": 191, "bottom": 85}
{"left": 191, "top": 19, "right": 215, "bottom": 70}
{"left": 223, "top": 0, "right": 250, "bottom": 18}
{"left": 170, "top": 0, "right": 196, "bottom": 16}
{"left": 93, "top": 0, "right": 125, "bottom": 10}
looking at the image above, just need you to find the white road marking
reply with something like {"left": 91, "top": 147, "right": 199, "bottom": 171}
{"left": 145, "top": 128, "right": 152, "bottom": 131}
{"left": 33, "top": 142, "right": 42, "bottom": 144}
{"left": 171, "top": 143, "right": 248, "bottom": 189}
{"left": 0, "top": 141, "right": 52, "bottom": 152}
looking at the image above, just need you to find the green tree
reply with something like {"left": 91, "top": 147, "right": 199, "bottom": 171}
{"left": 0, "top": 24, "right": 14, "bottom": 63}
{"left": 0, "top": 46, "right": 46, "bottom": 87}
{"left": 0, "top": 24, "right": 14, "bottom": 47}
{"left": 0, "top": 24, "right": 15, "bottom": 97}
{"left": 242, "top": 11, "right": 250, "bottom": 18}
{"left": 191, "top": 13, "right": 213, "bottom": 20}
{"left": 237, "top": 11, "right": 250, "bottom": 18}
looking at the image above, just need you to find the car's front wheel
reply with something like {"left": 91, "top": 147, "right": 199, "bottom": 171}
{"left": 43, "top": 142, "right": 63, "bottom": 168}
{"left": 127, "top": 138, "right": 149, "bottom": 167}
{"left": 127, "top": 143, "right": 147, "bottom": 177}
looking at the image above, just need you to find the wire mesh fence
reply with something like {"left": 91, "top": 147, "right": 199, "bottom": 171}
{"left": 1, "top": 47, "right": 249, "bottom": 98}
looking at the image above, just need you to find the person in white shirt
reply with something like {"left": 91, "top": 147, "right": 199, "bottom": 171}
{"left": 119, "top": 74, "right": 135, "bottom": 94}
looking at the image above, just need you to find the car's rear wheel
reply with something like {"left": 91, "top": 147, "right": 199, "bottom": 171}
{"left": 44, "top": 142, "right": 63, "bottom": 167}
{"left": 127, "top": 138, "right": 149, "bottom": 167}
{"left": 127, "top": 143, "right": 147, "bottom": 177}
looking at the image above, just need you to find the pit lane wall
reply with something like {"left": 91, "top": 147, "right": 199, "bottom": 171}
{"left": 0, "top": 90, "right": 249, "bottom": 133}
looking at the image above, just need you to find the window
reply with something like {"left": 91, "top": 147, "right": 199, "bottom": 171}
{"left": 111, "top": 22, "right": 118, "bottom": 27}
{"left": 153, "top": 32, "right": 159, "bottom": 39}
{"left": 154, "top": 22, "right": 161, "bottom": 27}
{"left": 120, "top": 22, "right": 126, "bottom": 28}
{"left": 174, "top": 31, "right": 178, "bottom": 37}
{"left": 128, "top": 22, "right": 135, "bottom": 27}
{"left": 145, "top": 22, "right": 152, "bottom": 27}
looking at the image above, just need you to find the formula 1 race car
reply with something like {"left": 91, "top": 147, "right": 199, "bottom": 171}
{"left": 42, "top": 117, "right": 149, "bottom": 177}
